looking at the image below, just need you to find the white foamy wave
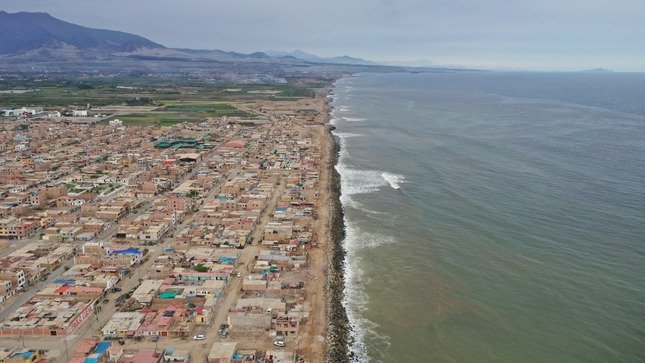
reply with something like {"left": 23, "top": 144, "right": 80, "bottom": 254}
{"left": 343, "top": 219, "right": 393, "bottom": 362}
{"left": 345, "top": 196, "right": 388, "bottom": 216}
{"left": 381, "top": 172, "right": 405, "bottom": 190}
{"left": 344, "top": 117, "right": 367, "bottom": 122}
{"left": 330, "top": 117, "right": 341, "bottom": 126}
{"left": 334, "top": 132, "right": 399, "bottom": 197}
{"left": 344, "top": 218, "right": 395, "bottom": 251}
{"left": 334, "top": 132, "right": 363, "bottom": 139}
{"left": 336, "top": 164, "right": 388, "bottom": 196}
{"left": 339, "top": 106, "right": 350, "bottom": 112}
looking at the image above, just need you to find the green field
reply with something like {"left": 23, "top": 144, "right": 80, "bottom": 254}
{"left": 1, "top": 76, "right": 319, "bottom": 128}
{"left": 106, "top": 101, "right": 252, "bottom": 127}
{"left": 110, "top": 114, "right": 194, "bottom": 127}
{"left": 158, "top": 101, "right": 251, "bottom": 117}
{"left": 0, "top": 76, "right": 318, "bottom": 108}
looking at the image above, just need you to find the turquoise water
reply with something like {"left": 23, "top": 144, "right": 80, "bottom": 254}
{"left": 331, "top": 72, "right": 645, "bottom": 362}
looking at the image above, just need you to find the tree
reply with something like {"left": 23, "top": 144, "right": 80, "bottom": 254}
{"left": 194, "top": 264, "right": 208, "bottom": 273}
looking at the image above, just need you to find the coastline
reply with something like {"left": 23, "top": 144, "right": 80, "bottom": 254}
{"left": 324, "top": 91, "right": 351, "bottom": 362}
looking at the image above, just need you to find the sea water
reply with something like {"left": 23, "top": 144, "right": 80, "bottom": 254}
{"left": 331, "top": 72, "right": 645, "bottom": 362}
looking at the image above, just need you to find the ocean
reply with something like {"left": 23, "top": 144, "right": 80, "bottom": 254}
{"left": 330, "top": 72, "right": 645, "bottom": 363}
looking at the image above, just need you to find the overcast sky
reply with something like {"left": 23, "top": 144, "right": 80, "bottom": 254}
{"left": 3, "top": 0, "right": 645, "bottom": 71}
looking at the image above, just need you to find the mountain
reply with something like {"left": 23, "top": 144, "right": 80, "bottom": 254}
{"left": 0, "top": 12, "right": 410, "bottom": 77}
{"left": 265, "top": 49, "right": 377, "bottom": 65}
{"left": 580, "top": 68, "right": 614, "bottom": 73}
{"left": 0, "top": 11, "right": 164, "bottom": 58}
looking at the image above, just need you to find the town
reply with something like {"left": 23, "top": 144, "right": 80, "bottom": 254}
{"left": 0, "top": 88, "right": 332, "bottom": 363}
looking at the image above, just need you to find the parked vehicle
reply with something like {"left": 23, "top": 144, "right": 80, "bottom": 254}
{"left": 274, "top": 339, "right": 285, "bottom": 347}
{"left": 193, "top": 334, "right": 205, "bottom": 340}
{"left": 218, "top": 324, "right": 227, "bottom": 335}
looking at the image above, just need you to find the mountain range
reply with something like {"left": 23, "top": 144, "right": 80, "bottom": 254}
{"left": 0, "top": 11, "right": 375, "bottom": 66}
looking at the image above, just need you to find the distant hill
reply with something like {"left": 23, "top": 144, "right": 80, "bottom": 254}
{"left": 0, "top": 11, "right": 164, "bottom": 58}
{"left": 0, "top": 11, "right": 414, "bottom": 78}
{"left": 265, "top": 49, "right": 377, "bottom": 65}
{"left": 580, "top": 68, "right": 614, "bottom": 73}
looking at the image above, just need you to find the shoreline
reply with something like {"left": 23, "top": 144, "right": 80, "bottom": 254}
{"left": 324, "top": 89, "right": 351, "bottom": 362}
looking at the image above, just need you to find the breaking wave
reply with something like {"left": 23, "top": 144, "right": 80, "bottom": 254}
{"left": 343, "top": 220, "right": 393, "bottom": 363}
{"left": 381, "top": 172, "right": 405, "bottom": 190}
{"left": 334, "top": 132, "right": 363, "bottom": 139}
{"left": 332, "top": 116, "right": 395, "bottom": 361}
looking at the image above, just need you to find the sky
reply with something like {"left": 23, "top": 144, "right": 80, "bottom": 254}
{"left": 3, "top": 0, "right": 645, "bottom": 71}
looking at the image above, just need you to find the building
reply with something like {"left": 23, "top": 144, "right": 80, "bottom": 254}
{"left": 207, "top": 342, "right": 237, "bottom": 363}
{"left": 162, "top": 349, "right": 189, "bottom": 363}
{"left": 0, "top": 280, "right": 14, "bottom": 303}
{"left": 0, "top": 270, "right": 26, "bottom": 289}
{"left": 226, "top": 312, "right": 271, "bottom": 333}
{"left": 72, "top": 110, "right": 89, "bottom": 117}
{"left": 101, "top": 312, "right": 145, "bottom": 339}
{"left": 0, "top": 218, "right": 37, "bottom": 239}
{"left": 3, "top": 349, "right": 43, "bottom": 363}
{"left": 0, "top": 299, "right": 95, "bottom": 337}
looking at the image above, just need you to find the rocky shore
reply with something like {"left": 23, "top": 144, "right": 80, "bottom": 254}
{"left": 325, "top": 125, "right": 351, "bottom": 363}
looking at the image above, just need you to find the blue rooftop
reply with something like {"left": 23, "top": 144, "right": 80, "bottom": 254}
{"left": 11, "top": 351, "right": 35, "bottom": 359}
{"left": 53, "top": 278, "right": 76, "bottom": 285}
{"left": 95, "top": 341, "right": 111, "bottom": 354}
{"left": 110, "top": 247, "right": 142, "bottom": 256}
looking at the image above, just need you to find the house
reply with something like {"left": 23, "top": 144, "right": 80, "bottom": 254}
{"left": 162, "top": 349, "right": 189, "bottom": 363}
{"left": 3, "top": 349, "right": 42, "bottom": 363}
{"left": 207, "top": 342, "right": 237, "bottom": 363}
{"left": 0, "top": 280, "right": 14, "bottom": 302}
{"left": 194, "top": 307, "right": 212, "bottom": 324}
{"left": 101, "top": 312, "right": 145, "bottom": 339}
{"left": 0, "top": 218, "right": 37, "bottom": 240}
{"left": 226, "top": 312, "right": 271, "bottom": 333}
{"left": 0, "top": 269, "right": 26, "bottom": 289}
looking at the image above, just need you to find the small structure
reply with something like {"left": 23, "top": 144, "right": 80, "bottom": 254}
{"left": 72, "top": 110, "right": 89, "bottom": 117}
{"left": 208, "top": 342, "right": 237, "bottom": 363}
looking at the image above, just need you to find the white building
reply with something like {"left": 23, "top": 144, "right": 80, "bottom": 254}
{"left": 72, "top": 110, "right": 89, "bottom": 117}
{"left": 2, "top": 107, "right": 42, "bottom": 117}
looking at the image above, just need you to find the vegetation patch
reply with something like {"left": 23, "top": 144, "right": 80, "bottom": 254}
{"left": 160, "top": 101, "right": 252, "bottom": 117}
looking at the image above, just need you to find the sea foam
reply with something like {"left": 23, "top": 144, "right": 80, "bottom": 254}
{"left": 381, "top": 172, "right": 405, "bottom": 190}
{"left": 333, "top": 120, "right": 394, "bottom": 361}
{"left": 342, "top": 206, "right": 393, "bottom": 363}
